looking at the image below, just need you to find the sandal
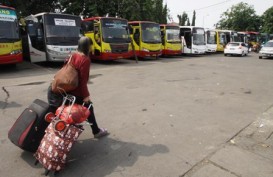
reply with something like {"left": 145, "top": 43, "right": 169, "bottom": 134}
{"left": 94, "top": 128, "right": 109, "bottom": 139}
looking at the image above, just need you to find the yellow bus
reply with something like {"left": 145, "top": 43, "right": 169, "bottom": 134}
{"left": 0, "top": 5, "right": 23, "bottom": 65}
{"left": 82, "top": 17, "right": 133, "bottom": 60}
{"left": 160, "top": 24, "right": 181, "bottom": 56}
{"left": 128, "top": 21, "right": 162, "bottom": 58}
{"left": 216, "top": 30, "right": 240, "bottom": 52}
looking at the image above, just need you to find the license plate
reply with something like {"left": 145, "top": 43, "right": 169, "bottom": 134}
{"left": 230, "top": 48, "right": 235, "bottom": 50}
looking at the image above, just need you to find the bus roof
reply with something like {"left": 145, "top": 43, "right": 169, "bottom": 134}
{"left": 0, "top": 5, "right": 15, "bottom": 10}
{"left": 26, "top": 12, "right": 80, "bottom": 18}
{"left": 129, "top": 21, "right": 159, "bottom": 24}
{"left": 83, "top": 16, "right": 127, "bottom": 22}
{"left": 160, "top": 24, "right": 179, "bottom": 27}
{"left": 245, "top": 31, "right": 259, "bottom": 35}
{"left": 179, "top": 26, "right": 204, "bottom": 29}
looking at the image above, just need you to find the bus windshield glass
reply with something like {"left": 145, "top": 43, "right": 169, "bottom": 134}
{"left": 141, "top": 23, "right": 161, "bottom": 43}
{"left": 44, "top": 14, "right": 81, "bottom": 45}
{"left": 101, "top": 18, "right": 130, "bottom": 43}
{"left": 166, "top": 26, "right": 180, "bottom": 42}
{"left": 207, "top": 31, "right": 216, "bottom": 44}
{"left": 192, "top": 28, "right": 205, "bottom": 45}
{"left": 231, "top": 32, "right": 240, "bottom": 42}
{"left": 0, "top": 7, "right": 19, "bottom": 41}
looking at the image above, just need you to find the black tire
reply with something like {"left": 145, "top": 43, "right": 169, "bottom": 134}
{"left": 224, "top": 54, "right": 227, "bottom": 56}
{"left": 259, "top": 56, "right": 262, "bottom": 59}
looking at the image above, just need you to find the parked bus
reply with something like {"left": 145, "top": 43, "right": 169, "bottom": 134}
{"left": 205, "top": 29, "right": 217, "bottom": 53}
{"left": 237, "top": 32, "right": 248, "bottom": 43}
{"left": 260, "top": 33, "right": 270, "bottom": 45}
{"left": 215, "top": 30, "right": 239, "bottom": 52}
{"left": 160, "top": 24, "right": 181, "bottom": 56}
{"left": 0, "top": 5, "right": 23, "bottom": 65}
{"left": 222, "top": 30, "right": 240, "bottom": 43}
{"left": 22, "top": 12, "right": 81, "bottom": 63}
{"left": 129, "top": 21, "right": 162, "bottom": 58}
{"left": 179, "top": 26, "right": 206, "bottom": 54}
{"left": 245, "top": 31, "right": 260, "bottom": 46}
{"left": 215, "top": 30, "right": 227, "bottom": 52}
{"left": 82, "top": 17, "right": 133, "bottom": 60}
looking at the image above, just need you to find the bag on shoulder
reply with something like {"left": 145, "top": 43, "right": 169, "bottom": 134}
{"left": 51, "top": 54, "right": 78, "bottom": 93}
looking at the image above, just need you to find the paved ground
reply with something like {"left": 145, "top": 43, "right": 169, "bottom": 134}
{"left": 1, "top": 53, "right": 273, "bottom": 177}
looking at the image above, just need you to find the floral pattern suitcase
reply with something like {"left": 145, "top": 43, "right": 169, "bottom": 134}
{"left": 34, "top": 120, "right": 83, "bottom": 175}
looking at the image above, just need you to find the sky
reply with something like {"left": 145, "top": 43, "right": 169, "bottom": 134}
{"left": 164, "top": 0, "right": 273, "bottom": 28}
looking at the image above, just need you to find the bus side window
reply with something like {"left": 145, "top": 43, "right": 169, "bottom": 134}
{"left": 133, "top": 29, "right": 140, "bottom": 46}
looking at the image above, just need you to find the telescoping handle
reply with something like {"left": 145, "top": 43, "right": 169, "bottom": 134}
{"left": 82, "top": 102, "right": 92, "bottom": 110}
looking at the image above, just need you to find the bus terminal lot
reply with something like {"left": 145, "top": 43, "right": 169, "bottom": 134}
{"left": 1, "top": 53, "right": 273, "bottom": 177}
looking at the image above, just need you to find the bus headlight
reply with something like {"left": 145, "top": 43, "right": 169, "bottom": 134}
{"left": 47, "top": 48, "right": 60, "bottom": 55}
{"left": 104, "top": 50, "right": 111, "bottom": 53}
{"left": 142, "top": 48, "right": 149, "bottom": 52}
{"left": 10, "top": 49, "right": 22, "bottom": 55}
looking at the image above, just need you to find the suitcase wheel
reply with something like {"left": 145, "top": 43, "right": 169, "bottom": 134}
{"left": 34, "top": 160, "right": 39, "bottom": 166}
{"left": 45, "top": 169, "right": 50, "bottom": 176}
{"left": 54, "top": 171, "right": 59, "bottom": 175}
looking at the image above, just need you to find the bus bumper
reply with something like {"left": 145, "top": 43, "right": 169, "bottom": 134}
{"left": 162, "top": 49, "right": 181, "bottom": 56}
{"left": 91, "top": 51, "right": 134, "bottom": 61}
{"left": 137, "top": 51, "right": 162, "bottom": 58}
{"left": 0, "top": 53, "right": 23, "bottom": 65}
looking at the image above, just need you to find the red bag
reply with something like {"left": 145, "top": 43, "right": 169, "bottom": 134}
{"left": 56, "top": 104, "right": 90, "bottom": 124}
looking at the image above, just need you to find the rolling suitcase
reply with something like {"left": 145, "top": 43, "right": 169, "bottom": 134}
{"left": 8, "top": 99, "right": 50, "bottom": 152}
{"left": 34, "top": 120, "right": 83, "bottom": 175}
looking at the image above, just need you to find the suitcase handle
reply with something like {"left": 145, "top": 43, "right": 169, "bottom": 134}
{"left": 82, "top": 102, "right": 92, "bottom": 110}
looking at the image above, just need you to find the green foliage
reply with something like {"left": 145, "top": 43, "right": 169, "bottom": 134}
{"left": 191, "top": 10, "right": 196, "bottom": 26}
{"left": 0, "top": 0, "right": 168, "bottom": 24}
{"left": 216, "top": 2, "right": 261, "bottom": 31}
{"left": 261, "top": 6, "right": 273, "bottom": 33}
{"left": 177, "top": 12, "right": 188, "bottom": 26}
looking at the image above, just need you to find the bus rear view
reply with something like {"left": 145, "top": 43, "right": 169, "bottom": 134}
{"left": 23, "top": 13, "right": 81, "bottom": 63}
{"left": 0, "top": 5, "right": 23, "bottom": 65}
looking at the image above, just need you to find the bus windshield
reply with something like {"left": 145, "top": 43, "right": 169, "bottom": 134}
{"left": 44, "top": 14, "right": 81, "bottom": 45}
{"left": 166, "top": 26, "right": 180, "bottom": 42}
{"left": 101, "top": 18, "right": 130, "bottom": 43}
{"left": 0, "top": 7, "right": 19, "bottom": 42}
{"left": 193, "top": 28, "right": 205, "bottom": 45}
{"left": 207, "top": 31, "right": 216, "bottom": 44}
{"left": 141, "top": 23, "right": 161, "bottom": 43}
{"left": 231, "top": 32, "right": 240, "bottom": 42}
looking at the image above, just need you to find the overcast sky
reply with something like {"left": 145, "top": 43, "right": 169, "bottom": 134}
{"left": 165, "top": 0, "right": 273, "bottom": 28}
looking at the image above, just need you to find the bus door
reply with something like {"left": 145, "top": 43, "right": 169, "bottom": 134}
{"left": 181, "top": 31, "right": 192, "bottom": 54}
{"left": 24, "top": 17, "right": 46, "bottom": 62}
{"left": 93, "top": 23, "right": 102, "bottom": 56}
{"left": 132, "top": 27, "right": 141, "bottom": 52}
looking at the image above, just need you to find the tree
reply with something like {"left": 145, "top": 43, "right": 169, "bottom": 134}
{"left": 216, "top": 2, "right": 261, "bottom": 31}
{"left": 186, "top": 18, "right": 190, "bottom": 26}
{"left": 191, "top": 10, "right": 196, "bottom": 26}
{"left": 261, "top": 6, "right": 273, "bottom": 33}
{"left": 177, "top": 12, "right": 188, "bottom": 26}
